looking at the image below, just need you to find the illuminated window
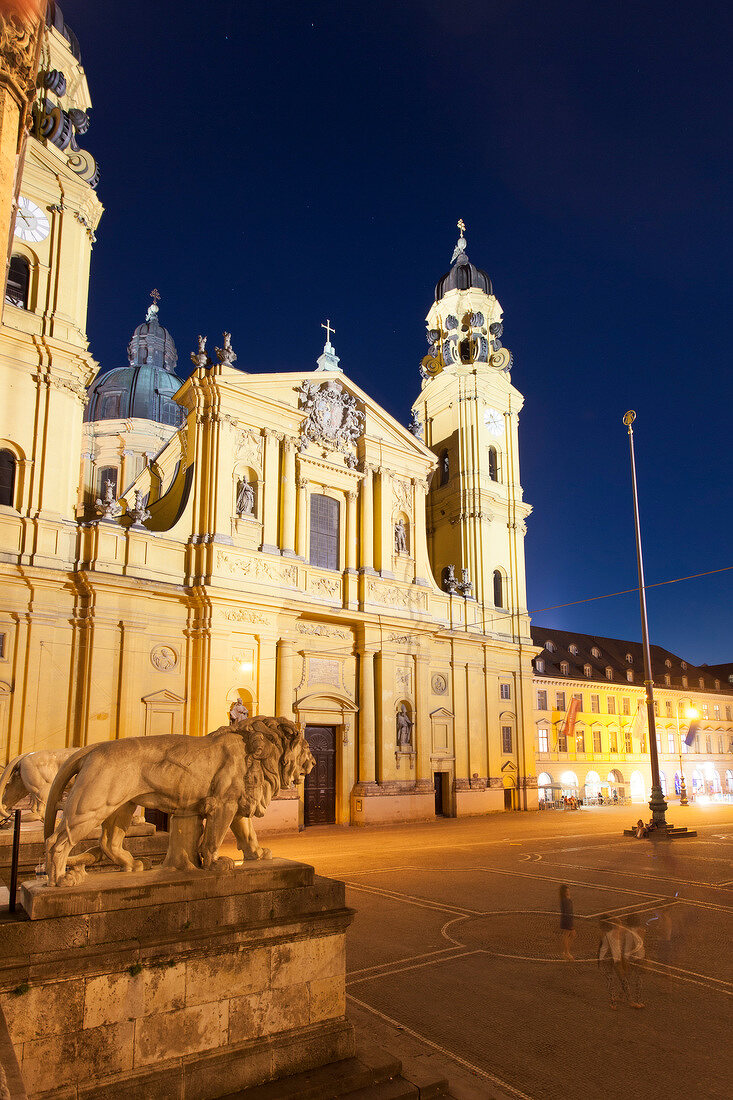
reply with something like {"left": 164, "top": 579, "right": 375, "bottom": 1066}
{"left": 576, "top": 729, "right": 585, "bottom": 752}
{"left": 626, "top": 670, "right": 634, "bottom": 682}
{"left": 726, "top": 706, "right": 732, "bottom": 721}
{"left": 593, "top": 730, "right": 602, "bottom": 753}
{"left": 654, "top": 701, "right": 659, "bottom": 717}
{"left": 624, "top": 730, "right": 632, "bottom": 753}
{"left": 665, "top": 701, "right": 672, "bottom": 717}
{"left": 702, "top": 703, "right": 709, "bottom": 719}
{"left": 556, "top": 691, "right": 566, "bottom": 711}
{"left": 607, "top": 697, "right": 616, "bottom": 715}
{"left": 668, "top": 733, "right": 676, "bottom": 753}
{"left": 609, "top": 731, "right": 618, "bottom": 752}
{"left": 557, "top": 727, "right": 567, "bottom": 753}
{"left": 713, "top": 705, "right": 720, "bottom": 720}
{"left": 538, "top": 727, "right": 548, "bottom": 753}
{"left": 622, "top": 698, "right": 630, "bottom": 716}
{"left": 590, "top": 695, "right": 600, "bottom": 713}
{"left": 706, "top": 735, "right": 712, "bottom": 754}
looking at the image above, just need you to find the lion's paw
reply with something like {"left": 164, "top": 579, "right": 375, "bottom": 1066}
{"left": 211, "top": 856, "right": 235, "bottom": 872}
{"left": 130, "top": 859, "right": 145, "bottom": 873}
{"left": 58, "top": 866, "right": 87, "bottom": 887}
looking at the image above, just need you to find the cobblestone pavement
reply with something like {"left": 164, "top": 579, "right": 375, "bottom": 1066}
{"left": 253, "top": 804, "right": 733, "bottom": 1100}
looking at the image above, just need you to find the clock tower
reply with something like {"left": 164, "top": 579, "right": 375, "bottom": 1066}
{"left": 412, "top": 223, "right": 532, "bottom": 641}
{"left": 0, "top": 3, "right": 102, "bottom": 566}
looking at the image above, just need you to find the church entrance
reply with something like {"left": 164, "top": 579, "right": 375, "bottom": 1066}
{"left": 434, "top": 771, "right": 446, "bottom": 816}
{"left": 304, "top": 726, "right": 336, "bottom": 826}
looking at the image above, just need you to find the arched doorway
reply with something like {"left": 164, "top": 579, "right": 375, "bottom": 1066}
{"left": 560, "top": 770, "right": 578, "bottom": 797}
{"left": 503, "top": 774, "right": 516, "bottom": 810}
{"left": 630, "top": 771, "right": 646, "bottom": 802}
{"left": 607, "top": 769, "right": 625, "bottom": 800}
{"left": 538, "top": 772, "right": 553, "bottom": 802}
{"left": 584, "top": 771, "right": 601, "bottom": 799}
{"left": 691, "top": 769, "right": 705, "bottom": 795}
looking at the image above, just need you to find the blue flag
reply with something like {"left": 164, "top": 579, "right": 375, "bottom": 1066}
{"left": 684, "top": 721, "right": 699, "bottom": 747}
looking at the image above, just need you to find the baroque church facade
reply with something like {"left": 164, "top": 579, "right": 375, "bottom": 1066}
{"left": 0, "top": 5, "right": 539, "bottom": 831}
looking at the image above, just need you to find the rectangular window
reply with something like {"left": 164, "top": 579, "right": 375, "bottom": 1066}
{"left": 537, "top": 689, "right": 547, "bottom": 711}
{"left": 609, "top": 731, "right": 618, "bottom": 752}
{"left": 309, "top": 494, "right": 340, "bottom": 570}
{"left": 665, "top": 701, "right": 672, "bottom": 717}
{"left": 726, "top": 706, "right": 732, "bottom": 721}
{"left": 573, "top": 692, "right": 583, "bottom": 708}
{"left": 713, "top": 705, "right": 720, "bottom": 720}
{"left": 705, "top": 735, "right": 712, "bottom": 754}
{"left": 557, "top": 732, "right": 567, "bottom": 753}
{"left": 502, "top": 726, "right": 513, "bottom": 753}
{"left": 702, "top": 703, "right": 709, "bottom": 719}
{"left": 624, "top": 731, "right": 632, "bottom": 754}
{"left": 668, "top": 733, "right": 676, "bottom": 753}
{"left": 593, "top": 730, "right": 602, "bottom": 753}
{"left": 653, "top": 701, "right": 659, "bottom": 717}
{"left": 655, "top": 734, "right": 662, "bottom": 754}
{"left": 607, "top": 697, "right": 616, "bottom": 715}
{"left": 694, "top": 735, "right": 700, "bottom": 753}
{"left": 556, "top": 691, "right": 566, "bottom": 712}
{"left": 538, "top": 728, "right": 548, "bottom": 753}
{"left": 717, "top": 735, "right": 723, "bottom": 754}
{"left": 576, "top": 729, "right": 585, "bottom": 752}
{"left": 622, "top": 698, "right": 630, "bottom": 716}
{"left": 0, "top": 632, "right": 5, "bottom": 659}
{"left": 500, "top": 683, "right": 511, "bottom": 700}
{"left": 591, "top": 695, "right": 600, "bottom": 714}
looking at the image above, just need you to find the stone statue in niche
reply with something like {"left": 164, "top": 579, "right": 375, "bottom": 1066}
{"left": 228, "top": 696, "right": 249, "bottom": 726}
{"left": 396, "top": 704, "right": 413, "bottom": 749}
{"left": 43, "top": 716, "right": 315, "bottom": 886}
{"left": 236, "top": 475, "right": 255, "bottom": 517}
{"left": 394, "top": 518, "right": 407, "bottom": 554}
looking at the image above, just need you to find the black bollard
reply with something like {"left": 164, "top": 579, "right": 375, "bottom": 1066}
{"left": 8, "top": 808, "right": 21, "bottom": 913}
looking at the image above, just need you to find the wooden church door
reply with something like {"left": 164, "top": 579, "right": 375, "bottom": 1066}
{"left": 304, "top": 726, "right": 336, "bottom": 825}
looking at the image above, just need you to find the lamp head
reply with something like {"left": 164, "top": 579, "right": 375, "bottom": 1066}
{"left": 623, "top": 410, "right": 636, "bottom": 427}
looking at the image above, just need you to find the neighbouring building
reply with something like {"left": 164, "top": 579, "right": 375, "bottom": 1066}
{"left": 531, "top": 626, "right": 733, "bottom": 803}
{"left": 0, "top": 7, "right": 539, "bottom": 829}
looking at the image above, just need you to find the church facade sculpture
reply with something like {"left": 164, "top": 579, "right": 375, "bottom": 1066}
{"left": 44, "top": 716, "right": 315, "bottom": 886}
{"left": 396, "top": 703, "right": 413, "bottom": 749}
{"left": 236, "top": 475, "right": 255, "bottom": 517}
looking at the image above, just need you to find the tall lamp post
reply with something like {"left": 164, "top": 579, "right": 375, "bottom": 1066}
{"left": 675, "top": 705, "right": 698, "bottom": 806}
{"left": 623, "top": 411, "right": 668, "bottom": 829}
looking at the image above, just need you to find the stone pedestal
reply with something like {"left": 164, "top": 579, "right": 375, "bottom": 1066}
{"left": 0, "top": 821, "right": 166, "bottom": 888}
{"left": 0, "top": 859, "right": 354, "bottom": 1098}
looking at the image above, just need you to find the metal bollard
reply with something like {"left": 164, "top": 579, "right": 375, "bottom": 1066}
{"left": 8, "top": 808, "right": 21, "bottom": 913}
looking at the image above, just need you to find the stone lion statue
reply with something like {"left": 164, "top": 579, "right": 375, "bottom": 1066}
{"left": 44, "top": 716, "right": 314, "bottom": 887}
{"left": 0, "top": 748, "right": 78, "bottom": 825}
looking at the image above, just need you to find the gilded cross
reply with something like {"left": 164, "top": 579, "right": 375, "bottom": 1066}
{"left": 457, "top": 218, "right": 466, "bottom": 236}
{"left": 321, "top": 318, "right": 335, "bottom": 343}
{"left": 150, "top": 288, "right": 161, "bottom": 305}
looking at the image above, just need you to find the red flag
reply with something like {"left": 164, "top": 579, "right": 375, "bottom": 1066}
{"left": 562, "top": 696, "right": 581, "bottom": 741}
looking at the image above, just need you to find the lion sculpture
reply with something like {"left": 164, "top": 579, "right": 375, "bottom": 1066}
{"left": 0, "top": 748, "right": 79, "bottom": 825}
{"left": 44, "top": 716, "right": 314, "bottom": 887}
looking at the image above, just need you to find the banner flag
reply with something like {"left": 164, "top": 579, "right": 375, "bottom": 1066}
{"left": 559, "top": 696, "right": 581, "bottom": 744}
{"left": 684, "top": 721, "right": 700, "bottom": 747}
{"left": 630, "top": 702, "right": 646, "bottom": 743}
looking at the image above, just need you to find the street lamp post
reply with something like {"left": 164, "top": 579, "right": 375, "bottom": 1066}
{"left": 623, "top": 411, "right": 668, "bottom": 829}
{"left": 675, "top": 705, "right": 698, "bottom": 806}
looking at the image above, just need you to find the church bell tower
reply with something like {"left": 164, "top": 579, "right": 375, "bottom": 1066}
{"left": 413, "top": 221, "right": 532, "bottom": 640}
{"left": 0, "top": 2, "right": 102, "bottom": 566}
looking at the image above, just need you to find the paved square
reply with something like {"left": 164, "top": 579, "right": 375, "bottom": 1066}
{"left": 244, "top": 804, "right": 733, "bottom": 1099}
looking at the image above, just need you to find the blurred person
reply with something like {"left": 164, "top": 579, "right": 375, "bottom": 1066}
{"left": 559, "top": 884, "right": 576, "bottom": 960}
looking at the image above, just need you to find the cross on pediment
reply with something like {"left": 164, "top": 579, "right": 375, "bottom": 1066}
{"left": 321, "top": 318, "right": 335, "bottom": 343}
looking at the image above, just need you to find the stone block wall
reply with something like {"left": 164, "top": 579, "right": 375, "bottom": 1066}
{"left": 0, "top": 860, "right": 354, "bottom": 1098}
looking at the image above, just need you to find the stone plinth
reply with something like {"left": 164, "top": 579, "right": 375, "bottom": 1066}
{"left": 351, "top": 782, "right": 435, "bottom": 825}
{"left": 0, "top": 860, "right": 354, "bottom": 1098}
{"left": 0, "top": 822, "right": 166, "bottom": 888}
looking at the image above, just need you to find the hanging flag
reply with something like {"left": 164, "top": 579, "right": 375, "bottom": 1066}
{"left": 684, "top": 721, "right": 700, "bottom": 747}
{"left": 560, "top": 696, "right": 581, "bottom": 742}
{"left": 630, "top": 702, "right": 646, "bottom": 744}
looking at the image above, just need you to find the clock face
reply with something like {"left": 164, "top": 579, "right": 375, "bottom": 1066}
{"left": 484, "top": 409, "right": 503, "bottom": 437}
{"left": 14, "top": 196, "right": 50, "bottom": 243}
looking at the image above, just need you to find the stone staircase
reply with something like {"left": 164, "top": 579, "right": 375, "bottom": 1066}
{"left": 223, "top": 1039, "right": 450, "bottom": 1099}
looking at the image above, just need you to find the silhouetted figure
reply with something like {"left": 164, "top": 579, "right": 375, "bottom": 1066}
{"left": 559, "top": 884, "right": 576, "bottom": 960}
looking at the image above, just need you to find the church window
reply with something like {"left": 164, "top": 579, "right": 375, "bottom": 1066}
{"left": 493, "top": 569, "right": 505, "bottom": 608}
{"left": 309, "top": 494, "right": 340, "bottom": 571}
{"left": 98, "top": 466, "right": 118, "bottom": 498}
{"left": 500, "top": 682, "right": 511, "bottom": 700}
{"left": 501, "top": 726, "right": 513, "bottom": 753}
{"left": 100, "top": 393, "right": 122, "bottom": 419}
{"left": 5, "top": 255, "right": 29, "bottom": 309}
{"left": 488, "top": 446, "right": 498, "bottom": 481}
{"left": 439, "top": 450, "right": 450, "bottom": 486}
{"left": 0, "top": 450, "right": 17, "bottom": 507}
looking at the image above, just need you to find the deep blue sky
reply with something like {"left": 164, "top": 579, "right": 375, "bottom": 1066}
{"left": 70, "top": 0, "right": 732, "bottom": 663}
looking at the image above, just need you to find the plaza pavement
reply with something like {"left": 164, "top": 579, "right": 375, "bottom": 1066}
{"left": 239, "top": 804, "right": 733, "bottom": 1099}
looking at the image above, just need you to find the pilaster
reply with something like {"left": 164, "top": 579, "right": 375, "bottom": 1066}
{"left": 280, "top": 438, "right": 297, "bottom": 557}
{"left": 358, "top": 647, "right": 376, "bottom": 783}
{"left": 296, "top": 475, "right": 308, "bottom": 559}
{"left": 358, "top": 465, "right": 375, "bottom": 574}
{"left": 261, "top": 430, "right": 281, "bottom": 554}
{"left": 276, "top": 637, "right": 296, "bottom": 718}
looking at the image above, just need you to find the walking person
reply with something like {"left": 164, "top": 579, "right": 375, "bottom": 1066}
{"left": 620, "top": 915, "right": 646, "bottom": 1008}
{"left": 559, "top": 884, "right": 576, "bottom": 960}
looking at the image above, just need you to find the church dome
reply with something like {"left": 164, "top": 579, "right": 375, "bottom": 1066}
{"left": 84, "top": 294, "right": 186, "bottom": 428}
{"left": 434, "top": 223, "right": 492, "bottom": 301}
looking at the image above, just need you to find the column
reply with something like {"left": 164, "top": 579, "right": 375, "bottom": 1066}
{"left": 296, "top": 476, "right": 308, "bottom": 559}
{"left": 260, "top": 431, "right": 281, "bottom": 554}
{"left": 276, "top": 638, "right": 296, "bottom": 718}
{"left": 346, "top": 490, "right": 357, "bottom": 573}
{"left": 358, "top": 648, "right": 376, "bottom": 783}
{"left": 415, "top": 654, "right": 431, "bottom": 784}
{"left": 359, "top": 466, "right": 375, "bottom": 574}
{"left": 280, "top": 439, "right": 297, "bottom": 557}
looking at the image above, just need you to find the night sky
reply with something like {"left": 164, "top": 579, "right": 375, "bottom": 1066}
{"left": 69, "top": 0, "right": 732, "bottom": 663}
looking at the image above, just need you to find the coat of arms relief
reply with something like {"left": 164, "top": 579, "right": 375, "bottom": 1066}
{"left": 298, "top": 379, "right": 364, "bottom": 468}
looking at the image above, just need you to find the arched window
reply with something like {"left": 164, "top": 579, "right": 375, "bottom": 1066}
{"left": 439, "top": 449, "right": 450, "bottom": 487}
{"left": 98, "top": 466, "right": 118, "bottom": 498}
{"left": 488, "top": 446, "right": 498, "bottom": 481}
{"left": 569, "top": 644, "right": 578, "bottom": 656}
{"left": 309, "top": 493, "right": 340, "bottom": 570}
{"left": 0, "top": 449, "right": 17, "bottom": 507}
{"left": 591, "top": 646, "right": 601, "bottom": 658}
{"left": 5, "top": 255, "right": 30, "bottom": 309}
{"left": 493, "top": 569, "right": 505, "bottom": 608}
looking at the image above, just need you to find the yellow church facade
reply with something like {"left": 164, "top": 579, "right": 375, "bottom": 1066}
{"left": 0, "top": 7, "right": 539, "bottom": 831}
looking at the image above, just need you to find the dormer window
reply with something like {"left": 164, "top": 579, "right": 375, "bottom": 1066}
{"left": 535, "top": 658, "right": 545, "bottom": 673}
{"left": 665, "top": 658, "right": 672, "bottom": 668}
{"left": 569, "top": 644, "right": 578, "bottom": 656}
{"left": 545, "top": 640, "right": 556, "bottom": 652}
{"left": 591, "top": 646, "right": 601, "bottom": 659}
{"left": 584, "top": 664, "right": 592, "bottom": 678}
{"left": 605, "top": 667, "right": 613, "bottom": 681}
{"left": 560, "top": 661, "right": 570, "bottom": 676}
{"left": 681, "top": 661, "right": 687, "bottom": 671}
{"left": 681, "top": 676, "right": 688, "bottom": 689}
{"left": 714, "top": 679, "right": 720, "bottom": 691}
{"left": 625, "top": 653, "right": 633, "bottom": 664}
{"left": 626, "top": 670, "right": 634, "bottom": 682}
{"left": 664, "top": 674, "right": 671, "bottom": 686}
{"left": 698, "top": 678, "right": 704, "bottom": 689}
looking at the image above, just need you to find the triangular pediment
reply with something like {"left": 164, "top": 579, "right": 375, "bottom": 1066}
{"left": 501, "top": 760, "right": 517, "bottom": 772}
{"left": 141, "top": 689, "right": 185, "bottom": 705}
{"left": 430, "top": 707, "right": 454, "bottom": 719}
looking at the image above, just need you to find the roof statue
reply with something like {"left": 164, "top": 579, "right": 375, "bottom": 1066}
{"left": 450, "top": 218, "right": 467, "bottom": 263}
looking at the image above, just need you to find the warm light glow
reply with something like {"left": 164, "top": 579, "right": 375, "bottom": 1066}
{"left": 238, "top": 661, "right": 253, "bottom": 675}
{"left": 685, "top": 707, "right": 699, "bottom": 719}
